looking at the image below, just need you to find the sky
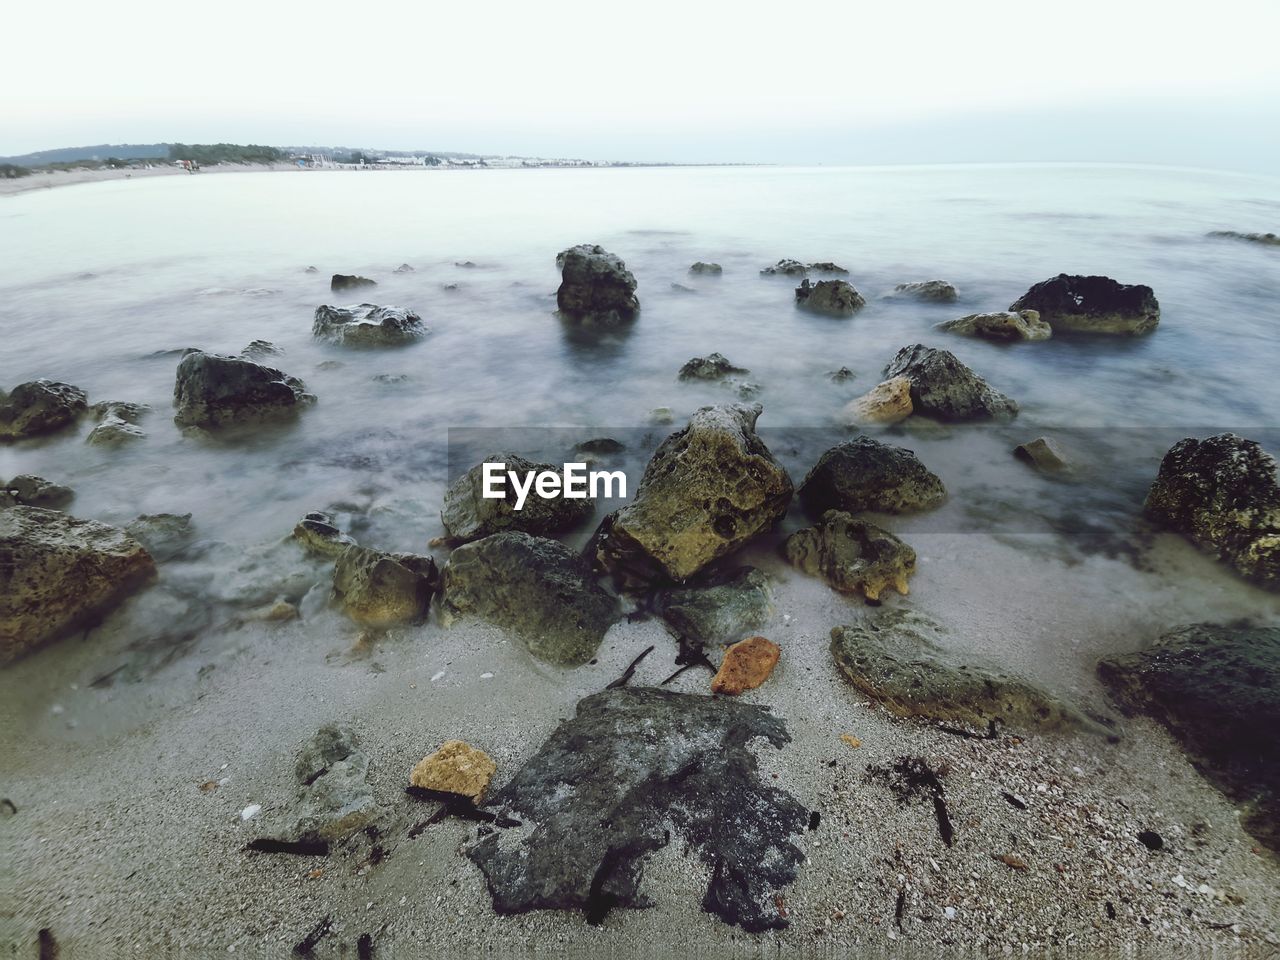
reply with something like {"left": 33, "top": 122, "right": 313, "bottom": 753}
{"left": 5, "top": 0, "right": 1280, "bottom": 172}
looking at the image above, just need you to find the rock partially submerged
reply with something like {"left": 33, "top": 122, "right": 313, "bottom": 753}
{"left": 799, "top": 437, "right": 946, "bottom": 517}
{"left": 832, "top": 609, "right": 1094, "bottom": 733}
{"left": 87, "top": 400, "right": 150, "bottom": 445}
{"left": 467, "top": 687, "right": 807, "bottom": 931}
{"left": 125, "top": 513, "right": 194, "bottom": 562}
{"left": 2, "top": 475, "right": 73, "bottom": 509}
{"left": 441, "top": 532, "right": 616, "bottom": 665}
{"left": 890, "top": 280, "right": 958, "bottom": 303}
{"left": 283, "top": 724, "right": 382, "bottom": 842}
{"left": 677, "top": 353, "right": 748, "bottom": 381}
{"left": 331, "top": 274, "right": 377, "bottom": 292}
{"left": 410, "top": 741, "right": 496, "bottom": 801}
{"left": 784, "top": 511, "right": 915, "bottom": 601}
{"left": 1143, "top": 433, "right": 1280, "bottom": 589}
{"left": 883, "top": 344, "right": 1018, "bottom": 421}
{"left": 592, "top": 404, "right": 793, "bottom": 587}
{"left": 0, "top": 507, "right": 155, "bottom": 664}
{"left": 839, "top": 376, "right": 914, "bottom": 426}
{"left": 1207, "top": 230, "right": 1280, "bottom": 247}
{"left": 440, "top": 453, "right": 594, "bottom": 545}
{"left": 293, "top": 511, "right": 356, "bottom": 558}
{"left": 1015, "top": 437, "right": 1069, "bottom": 471}
{"left": 688, "top": 261, "right": 722, "bottom": 275}
{"left": 937, "top": 310, "right": 1051, "bottom": 343}
{"left": 0, "top": 380, "right": 87, "bottom": 441}
{"left": 173, "top": 352, "right": 313, "bottom": 428}
{"left": 794, "top": 278, "right": 865, "bottom": 316}
{"left": 333, "top": 546, "right": 438, "bottom": 627}
{"left": 711, "top": 635, "right": 780, "bottom": 695}
{"left": 1098, "top": 623, "right": 1280, "bottom": 850}
{"left": 555, "top": 244, "right": 639, "bottom": 324}
{"left": 312, "top": 303, "right": 427, "bottom": 346}
{"left": 656, "top": 566, "right": 774, "bottom": 648}
{"left": 760, "top": 259, "right": 808, "bottom": 277}
{"left": 1009, "top": 274, "right": 1159, "bottom": 335}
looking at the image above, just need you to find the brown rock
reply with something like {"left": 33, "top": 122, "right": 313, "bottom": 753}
{"left": 838, "top": 377, "right": 913, "bottom": 426}
{"left": 711, "top": 635, "right": 780, "bottom": 695}
{"left": 410, "top": 740, "right": 497, "bottom": 801}
{"left": 783, "top": 510, "right": 915, "bottom": 601}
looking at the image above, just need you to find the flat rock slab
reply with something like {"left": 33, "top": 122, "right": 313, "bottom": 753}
{"left": 467, "top": 687, "right": 808, "bottom": 931}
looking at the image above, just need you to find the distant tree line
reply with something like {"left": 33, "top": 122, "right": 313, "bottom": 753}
{"left": 168, "top": 143, "right": 285, "bottom": 165}
{"left": 0, "top": 163, "right": 31, "bottom": 179}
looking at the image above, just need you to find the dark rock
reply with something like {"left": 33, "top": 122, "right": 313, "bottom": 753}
{"left": 760, "top": 259, "right": 808, "bottom": 277}
{"left": 1137, "top": 830, "right": 1164, "bottom": 851}
{"left": 440, "top": 453, "right": 594, "bottom": 545}
{"left": 1098, "top": 623, "right": 1280, "bottom": 850}
{"left": 799, "top": 437, "right": 946, "bottom": 517}
{"left": 678, "top": 353, "right": 748, "bottom": 381}
{"left": 440, "top": 532, "right": 617, "bottom": 665}
{"left": 1009, "top": 274, "right": 1159, "bottom": 335}
{"left": 937, "top": 310, "right": 1051, "bottom": 342}
{"left": 333, "top": 546, "right": 437, "bottom": 627}
{"left": 883, "top": 344, "right": 1018, "bottom": 421}
{"left": 808, "top": 261, "right": 850, "bottom": 275}
{"left": 794, "top": 278, "right": 865, "bottom": 316}
{"left": 592, "top": 404, "right": 793, "bottom": 587}
{"left": 783, "top": 510, "right": 915, "bottom": 601}
{"left": 1143, "top": 434, "right": 1280, "bottom": 589}
{"left": 573, "top": 437, "right": 625, "bottom": 456}
{"left": 4, "top": 475, "right": 74, "bottom": 509}
{"left": 0, "top": 507, "right": 155, "bottom": 664}
{"left": 890, "top": 280, "right": 958, "bottom": 303}
{"left": 456, "top": 260, "right": 478, "bottom": 268}
{"left": 1208, "top": 231, "right": 1280, "bottom": 247}
{"left": 312, "top": 303, "right": 427, "bottom": 346}
{"left": 466, "top": 687, "right": 807, "bottom": 931}
{"left": 555, "top": 244, "right": 639, "bottom": 324}
{"left": 1014, "top": 437, "right": 1069, "bottom": 471}
{"left": 331, "top": 274, "right": 377, "bottom": 292}
{"left": 656, "top": 566, "right": 775, "bottom": 648}
{"left": 0, "top": 380, "right": 87, "bottom": 441}
{"left": 293, "top": 512, "right": 356, "bottom": 558}
{"left": 832, "top": 609, "right": 1095, "bottom": 732}
{"left": 173, "top": 351, "right": 313, "bottom": 428}
{"left": 828, "top": 367, "right": 856, "bottom": 383}
{"left": 689, "top": 262, "right": 722, "bottom": 275}
{"left": 125, "top": 513, "right": 195, "bottom": 562}
{"left": 393, "top": 263, "right": 415, "bottom": 273}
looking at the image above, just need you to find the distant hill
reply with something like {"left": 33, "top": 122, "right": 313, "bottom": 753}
{"left": 0, "top": 144, "right": 170, "bottom": 165}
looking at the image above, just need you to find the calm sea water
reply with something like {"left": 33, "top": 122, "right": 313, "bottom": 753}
{"left": 2, "top": 163, "right": 1278, "bottom": 560}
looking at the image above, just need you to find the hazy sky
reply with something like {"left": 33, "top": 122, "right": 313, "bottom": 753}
{"left": 6, "top": 0, "right": 1279, "bottom": 171}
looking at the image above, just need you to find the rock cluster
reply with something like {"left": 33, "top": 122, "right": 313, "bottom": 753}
{"left": 799, "top": 437, "right": 946, "bottom": 516}
{"left": 555, "top": 244, "right": 639, "bottom": 324}
{"left": 1009, "top": 274, "right": 1159, "bottom": 335}
{"left": 312, "top": 303, "right": 428, "bottom": 346}
{"left": 883, "top": 344, "right": 1018, "bottom": 421}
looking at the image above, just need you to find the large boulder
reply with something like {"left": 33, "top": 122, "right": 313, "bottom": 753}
{"left": 555, "top": 244, "right": 639, "bottom": 324}
{"left": 1009, "top": 274, "right": 1159, "bottom": 335}
{"left": 466, "top": 687, "right": 808, "bottom": 931}
{"left": 440, "top": 532, "right": 617, "bottom": 665}
{"left": 832, "top": 609, "right": 1094, "bottom": 733}
{"left": 799, "top": 437, "right": 945, "bottom": 517}
{"left": 0, "top": 380, "right": 87, "bottom": 441}
{"left": 783, "top": 510, "right": 915, "bottom": 601}
{"left": 312, "top": 303, "right": 427, "bottom": 346}
{"left": 173, "top": 352, "right": 313, "bottom": 428}
{"left": 937, "top": 310, "right": 1051, "bottom": 342}
{"left": 794, "top": 278, "right": 865, "bottom": 316}
{"left": 0, "top": 507, "right": 155, "bottom": 664}
{"left": 1143, "top": 434, "right": 1280, "bottom": 589}
{"left": 883, "top": 344, "right": 1018, "bottom": 421}
{"left": 1098, "top": 624, "right": 1280, "bottom": 850}
{"left": 889, "top": 280, "right": 957, "bottom": 303}
{"left": 440, "top": 453, "right": 594, "bottom": 545}
{"left": 656, "top": 566, "right": 774, "bottom": 648}
{"left": 592, "top": 404, "right": 793, "bottom": 587}
{"left": 332, "top": 546, "right": 437, "bottom": 627}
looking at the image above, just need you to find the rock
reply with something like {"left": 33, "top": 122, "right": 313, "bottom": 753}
{"left": 86, "top": 416, "right": 145, "bottom": 447}
{"left": 839, "top": 376, "right": 913, "bottom": 426}
{"left": 173, "top": 352, "right": 313, "bottom": 428}
{"left": 890, "top": 280, "right": 958, "bottom": 303}
{"left": 333, "top": 546, "right": 437, "bottom": 627}
{"left": 1143, "top": 434, "right": 1280, "bottom": 589}
{"left": 1009, "top": 274, "right": 1159, "bottom": 335}
{"left": 670, "top": 282, "right": 696, "bottom": 293}
{"left": 304, "top": 265, "right": 319, "bottom": 274}
{"left": 4, "top": 476, "right": 73, "bottom": 509}
{"left": 555, "top": 244, "right": 639, "bottom": 324}
{"left": 240, "top": 340, "right": 282, "bottom": 362}
{"left": 293, "top": 512, "right": 356, "bottom": 558}
{"left": 1137, "top": 830, "right": 1164, "bottom": 851}
{"left": 677, "top": 353, "right": 748, "bottom": 381}
{"left": 312, "top": 303, "right": 427, "bottom": 347}
{"left": 1014, "top": 437, "right": 1069, "bottom": 471}
{"left": 573, "top": 437, "right": 625, "bottom": 456}
{"left": 456, "top": 260, "right": 478, "bottom": 268}
{"left": 331, "top": 274, "right": 377, "bottom": 292}
{"left": 0, "top": 380, "right": 87, "bottom": 441}
{"left": 1207, "top": 230, "right": 1280, "bottom": 247}
{"left": 808, "top": 261, "right": 850, "bottom": 275}
{"left": 760, "top": 259, "right": 808, "bottom": 277}
{"left": 783, "top": 511, "right": 915, "bottom": 601}
{"left": 440, "top": 453, "right": 595, "bottom": 545}
{"left": 794, "top": 278, "right": 865, "bottom": 316}
{"left": 832, "top": 609, "right": 1094, "bottom": 732}
{"left": 393, "top": 263, "right": 415, "bottom": 273}
{"left": 937, "top": 309, "right": 1051, "bottom": 342}
{"left": 828, "top": 367, "right": 856, "bottom": 383}
{"left": 649, "top": 407, "right": 674, "bottom": 425}
{"left": 1098, "top": 623, "right": 1280, "bottom": 850}
{"left": 285, "top": 724, "right": 382, "bottom": 841}
{"left": 883, "top": 344, "right": 1018, "bottom": 421}
{"left": 0, "top": 507, "right": 156, "bottom": 664}
{"left": 124, "top": 513, "right": 194, "bottom": 562}
{"left": 250, "top": 599, "right": 298, "bottom": 622}
{"left": 410, "top": 741, "right": 496, "bottom": 801}
{"left": 592, "top": 404, "right": 793, "bottom": 586}
{"left": 440, "top": 532, "right": 616, "bottom": 665}
{"left": 689, "top": 262, "right": 722, "bottom": 275}
{"left": 711, "top": 635, "right": 780, "bottom": 695}
{"left": 90, "top": 401, "right": 150, "bottom": 424}
{"left": 466, "top": 687, "right": 807, "bottom": 931}
{"left": 799, "top": 437, "right": 946, "bottom": 517}
{"left": 656, "top": 566, "right": 774, "bottom": 647}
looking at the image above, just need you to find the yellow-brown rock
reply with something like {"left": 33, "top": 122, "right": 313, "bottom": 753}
{"left": 711, "top": 635, "right": 781, "bottom": 696}
{"left": 839, "top": 376, "right": 913, "bottom": 426}
{"left": 410, "top": 740, "right": 497, "bottom": 801}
